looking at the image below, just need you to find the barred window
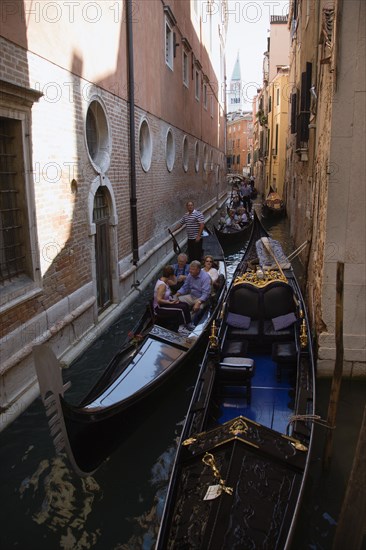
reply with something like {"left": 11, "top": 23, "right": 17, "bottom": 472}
{"left": 0, "top": 117, "right": 28, "bottom": 283}
{"left": 0, "top": 80, "right": 42, "bottom": 309}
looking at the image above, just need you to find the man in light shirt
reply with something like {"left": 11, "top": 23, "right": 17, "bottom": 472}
{"left": 175, "top": 260, "right": 211, "bottom": 323}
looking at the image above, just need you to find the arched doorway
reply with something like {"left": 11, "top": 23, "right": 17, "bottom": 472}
{"left": 93, "top": 187, "right": 112, "bottom": 312}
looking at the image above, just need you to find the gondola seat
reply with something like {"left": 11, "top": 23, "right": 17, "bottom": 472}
{"left": 227, "top": 321, "right": 261, "bottom": 339}
{"left": 221, "top": 339, "right": 248, "bottom": 357}
{"left": 272, "top": 341, "right": 297, "bottom": 381}
{"left": 219, "top": 356, "right": 255, "bottom": 402}
{"left": 226, "top": 286, "right": 261, "bottom": 340}
{"left": 150, "top": 299, "right": 180, "bottom": 332}
{"left": 225, "top": 282, "right": 298, "bottom": 344}
{"left": 263, "top": 318, "right": 296, "bottom": 340}
{"left": 262, "top": 284, "right": 298, "bottom": 342}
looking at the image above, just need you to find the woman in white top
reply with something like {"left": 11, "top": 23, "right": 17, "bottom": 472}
{"left": 202, "top": 255, "right": 220, "bottom": 292}
{"left": 153, "top": 265, "right": 191, "bottom": 331}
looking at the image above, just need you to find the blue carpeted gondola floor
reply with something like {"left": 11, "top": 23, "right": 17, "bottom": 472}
{"left": 219, "top": 353, "right": 296, "bottom": 433}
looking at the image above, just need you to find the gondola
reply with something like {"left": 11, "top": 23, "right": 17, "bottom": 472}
{"left": 33, "top": 228, "right": 227, "bottom": 477}
{"left": 214, "top": 197, "right": 254, "bottom": 247}
{"left": 262, "top": 187, "right": 286, "bottom": 218}
{"left": 226, "top": 173, "right": 243, "bottom": 187}
{"left": 213, "top": 219, "right": 253, "bottom": 246}
{"left": 156, "top": 211, "right": 316, "bottom": 549}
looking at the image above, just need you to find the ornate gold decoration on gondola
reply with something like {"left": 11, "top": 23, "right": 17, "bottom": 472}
{"left": 202, "top": 452, "right": 233, "bottom": 496}
{"left": 182, "top": 437, "right": 197, "bottom": 446}
{"left": 229, "top": 418, "right": 249, "bottom": 435}
{"left": 233, "top": 268, "right": 287, "bottom": 288}
{"left": 291, "top": 440, "right": 308, "bottom": 452}
{"left": 235, "top": 237, "right": 289, "bottom": 288}
{"left": 209, "top": 320, "right": 219, "bottom": 350}
{"left": 219, "top": 301, "right": 226, "bottom": 320}
{"left": 300, "top": 316, "right": 308, "bottom": 348}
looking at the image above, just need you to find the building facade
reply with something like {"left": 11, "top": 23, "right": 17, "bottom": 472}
{"left": 265, "top": 67, "right": 289, "bottom": 199}
{"left": 252, "top": 16, "right": 290, "bottom": 199}
{"left": 285, "top": 0, "right": 365, "bottom": 376}
{"left": 226, "top": 112, "right": 253, "bottom": 175}
{"left": 0, "top": 0, "right": 229, "bottom": 428}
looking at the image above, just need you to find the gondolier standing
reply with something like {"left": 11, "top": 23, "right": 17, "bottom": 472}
{"left": 172, "top": 201, "right": 205, "bottom": 262}
{"left": 240, "top": 180, "right": 252, "bottom": 212}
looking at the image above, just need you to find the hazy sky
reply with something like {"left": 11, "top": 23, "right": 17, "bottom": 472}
{"left": 225, "top": 1, "right": 290, "bottom": 107}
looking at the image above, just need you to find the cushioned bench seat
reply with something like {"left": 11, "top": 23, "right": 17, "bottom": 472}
{"left": 227, "top": 321, "right": 261, "bottom": 339}
{"left": 219, "top": 356, "right": 255, "bottom": 403}
{"left": 263, "top": 319, "right": 295, "bottom": 340}
{"left": 225, "top": 282, "right": 298, "bottom": 344}
{"left": 221, "top": 339, "right": 248, "bottom": 357}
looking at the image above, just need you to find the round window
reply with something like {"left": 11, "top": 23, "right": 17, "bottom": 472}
{"left": 182, "top": 136, "right": 189, "bottom": 172}
{"left": 195, "top": 141, "right": 199, "bottom": 172}
{"left": 166, "top": 129, "right": 175, "bottom": 172}
{"left": 203, "top": 145, "right": 208, "bottom": 173}
{"left": 85, "top": 98, "right": 111, "bottom": 172}
{"left": 139, "top": 118, "right": 152, "bottom": 172}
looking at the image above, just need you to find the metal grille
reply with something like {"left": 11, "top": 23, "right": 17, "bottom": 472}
{"left": 93, "top": 187, "right": 109, "bottom": 221}
{"left": 0, "top": 118, "right": 26, "bottom": 283}
{"left": 93, "top": 187, "right": 111, "bottom": 311}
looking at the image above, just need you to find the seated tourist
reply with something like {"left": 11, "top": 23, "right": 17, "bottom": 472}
{"left": 237, "top": 206, "right": 249, "bottom": 226}
{"left": 175, "top": 260, "right": 212, "bottom": 320}
{"left": 153, "top": 265, "right": 191, "bottom": 332}
{"left": 225, "top": 209, "right": 241, "bottom": 230}
{"left": 202, "top": 255, "right": 220, "bottom": 291}
{"left": 169, "top": 253, "right": 189, "bottom": 292}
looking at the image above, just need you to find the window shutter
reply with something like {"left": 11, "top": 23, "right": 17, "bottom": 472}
{"left": 290, "top": 91, "right": 297, "bottom": 134}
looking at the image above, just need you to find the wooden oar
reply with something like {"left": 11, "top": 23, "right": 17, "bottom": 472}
{"left": 260, "top": 237, "right": 286, "bottom": 278}
{"left": 287, "top": 240, "right": 309, "bottom": 261}
{"left": 168, "top": 229, "right": 181, "bottom": 255}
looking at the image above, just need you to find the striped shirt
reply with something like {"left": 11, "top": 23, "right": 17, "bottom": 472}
{"left": 179, "top": 209, "right": 205, "bottom": 240}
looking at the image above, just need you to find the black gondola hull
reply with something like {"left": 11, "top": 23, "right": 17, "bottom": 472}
{"left": 213, "top": 221, "right": 253, "bottom": 246}
{"left": 34, "top": 228, "right": 227, "bottom": 476}
{"left": 156, "top": 211, "right": 316, "bottom": 549}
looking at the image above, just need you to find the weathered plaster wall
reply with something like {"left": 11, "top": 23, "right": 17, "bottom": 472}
{"left": 316, "top": 0, "right": 366, "bottom": 377}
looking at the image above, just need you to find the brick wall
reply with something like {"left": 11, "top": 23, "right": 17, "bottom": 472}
{"left": 0, "top": 34, "right": 227, "bottom": 422}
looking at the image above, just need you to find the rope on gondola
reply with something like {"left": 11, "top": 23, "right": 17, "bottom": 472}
{"left": 168, "top": 229, "right": 181, "bottom": 255}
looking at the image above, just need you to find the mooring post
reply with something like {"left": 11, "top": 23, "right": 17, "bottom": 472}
{"left": 323, "top": 261, "right": 344, "bottom": 470}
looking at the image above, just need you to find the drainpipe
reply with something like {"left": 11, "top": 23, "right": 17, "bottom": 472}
{"left": 126, "top": 0, "right": 139, "bottom": 265}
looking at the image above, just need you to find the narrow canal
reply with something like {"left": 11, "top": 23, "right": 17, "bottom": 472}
{"left": 0, "top": 214, "right": 364, "bottom": 550}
